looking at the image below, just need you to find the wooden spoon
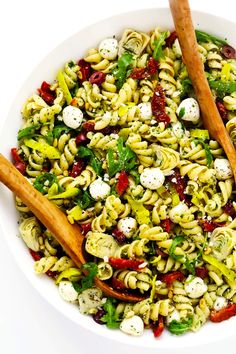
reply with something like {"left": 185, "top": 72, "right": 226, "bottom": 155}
{"left": 169, "top": 0, "right": 236, "bottom": 181}
{"left": 0, "top": 153, "right": 144, "bottom": 302}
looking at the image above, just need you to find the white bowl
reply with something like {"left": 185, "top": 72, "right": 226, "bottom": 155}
{"left": 0, "top": 7, "right": 236, "bottom": 350}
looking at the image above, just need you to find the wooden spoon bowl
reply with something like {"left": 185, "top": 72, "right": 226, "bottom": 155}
{"left": 0, "top": 153, "right": 144, "bottom": 302}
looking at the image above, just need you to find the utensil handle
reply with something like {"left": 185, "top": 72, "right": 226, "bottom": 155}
{"left": 0, "top": 153, "right": 85, "bottom": 266}
{"left": 169, "top": 0, "right": 236, "bottom": 180}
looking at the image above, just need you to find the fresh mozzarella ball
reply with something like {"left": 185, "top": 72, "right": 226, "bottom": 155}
{"left": 166, "top": 309, "right": 181, "bottom": 326}
{"left": 140, "top": 168, "right": 165, "bottom": 190}
{"left": 184, "top": 276, "right": 208, "bottom": 299}
{"left": 120, "top": 315, "right": 144, "bottom": 336}
{"left": 177, "top": 98, "right": 200, "bottom": 123}
{"left": 117, "top": 217, "right": 137, "bottom": 238}
{"left": 138, "top": 102, "right": 152, "bottom": 120}
{"left": 62, "top": 106, "right": 83, "bottom": 129}
{"left": 213, "top": 296, "right": 228, "bottom": 311}
{"left": 58, "top": 281, "right": 78, "bottom": 302}
{"left": 214, "top": 158, "right": 233, "bottom": 180}
{"left": 98, "top": 38, "right": 118, "bottom": 60}
{"left": 89, "top": 178, "right": 111, "bottom": 200}
{"left": 169, "top": 202, "right": 189, "bottom": 223}
{"left": 172, "top": 39, "right": 182, "bottom": 58}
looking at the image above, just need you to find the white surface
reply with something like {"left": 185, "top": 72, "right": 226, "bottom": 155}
{"left": 1, "top": 1, "right": 236, "bottom": 353}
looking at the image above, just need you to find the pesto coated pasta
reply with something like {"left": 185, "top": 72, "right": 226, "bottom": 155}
{"left": 12, "top": 26, "right": 236, "bottom": 338}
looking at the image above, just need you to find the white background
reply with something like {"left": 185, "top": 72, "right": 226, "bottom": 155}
{"left": 1, "top": 1, "right": 236, "bottom": 353}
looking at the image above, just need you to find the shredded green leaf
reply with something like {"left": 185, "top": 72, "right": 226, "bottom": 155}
{"left": 76, "top": 190, "right": 95, "bottom": 209}
{"left": 113, "top": 52, "right": 134, "bottom": 89}
{"left": 178, "top": 107, "right": 185, "bottom": 119}
{"left": 195, "top": 30, "right": 227, "bottom": 46}
{"left": 169, "top": 236, "right": 186, "bottom": 261}
{"left": 17, "top": 125, "right": 41, "bottom": 140}
{"left": 78, "top": 146, "right": 102, "bottom": 176}
{"left": 193, "top": 138, "right": 213, "bottom": 167}
{"left": 72, "top": 262, "right": 98, "bottom": 294}
{"left": 34, "top": 173, "right": 58, "bottom": 194}
{"left": 180, "top": 78, "right": 192, "bottom": 98}
{"left": 52, "top": 124, "right": 72, "bottom": 139}
{"left": 168, "top": 317, "right": 193, "bottom": 335}
{"left": 208, "top": 80, "right": 236, "bottom": 99}
{"left": 101, "top": 298, "right": 120, "bottom": 329}
{"left": 107, "top": 137, "right": 137, "bottom": 177}
{"left": 153, "top": 31, "right": 169, "bottom": 61}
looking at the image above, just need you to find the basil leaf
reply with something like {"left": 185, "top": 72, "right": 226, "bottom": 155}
{"left": 78, "top": 146, "right": 102, "bottom": 176}
{"left": 129, "top": 169, "right": 140, "bottom": 184}
{"left": 17, "top": 124, "right": 41, "bottom": 140}
{"left": 168, "top": 317, "right": 193, "bottom": 335}
{"left": 193, "top": 138, "right": 213, "bottom": 167}
{"left": 180, "top": 78, "right": 192, "bottom": 98}
{"left": 153, "top": 31, "right": 169, "bottom": 60}
{"left": 178, "top": 107, "right": 185, "bottom": 119}
{"left": 169, "top": 236, "right": 186, "bottom": 261}
{"left": 113, "top": 52, "right": 134, "bottom": 89}
{"left": 52, "top": 124, "right": 71, "bottom": 139}
{"left": 101, "top": 298, "right": 120, "bottom": 329}
{"left": 46, "top": 131, "right": 54, "bottom": 145}
{"left": 34, "top": 173, "right": 58, "bottom": 194}
{"left": 77, "top": 190, "right": 95, "bottom": 209}
{"left": 107, "top": 137, "right": 137, "bottom": 177}
{"left": 208, "top": 80, "right": 236, "bottom": 99}
{"left": 195, "top": 30, "right": 228, "bottom": 46}
{"left": 72, "top": 262, "right": 98, "bottom": 294}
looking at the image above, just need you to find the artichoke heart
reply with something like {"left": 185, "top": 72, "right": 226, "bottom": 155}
{"left": 85, "top": 231, "right": 119, "bottom": 258}
{"left": 118, "top": 29, "right": 150, "bottom": 57}
{"left": 209, "top": 227, "right": 236, "bottom": 261}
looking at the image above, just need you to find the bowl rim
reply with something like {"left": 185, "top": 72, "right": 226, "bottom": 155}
{"left": 1, "top": 6, "right": 236, "bottom": 349}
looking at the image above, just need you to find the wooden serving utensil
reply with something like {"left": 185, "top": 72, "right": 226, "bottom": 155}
{"left": 169, "top": 0, "right": 236, "bottom": 181}
{"left": 0, "top": 153, "right": 144, "bottom": 302}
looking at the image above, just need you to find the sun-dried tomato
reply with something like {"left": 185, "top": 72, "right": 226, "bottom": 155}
{"left": 160, "top": 218, "right": 172, "bottom": 233}
{"left": 112, "top": 228, "right": 126, "bottom": 244}
{"left": 147, "top": 57, "right": 159, "bottom": 75}
{"left": 83, "top": 121, "right": 95, "bottom": 132}
{"left": 78, "top": 59, "right": 91, "bottom": 82}
{"left": 29, "top": 249, "right": 41, "bottom": 261}
{"left": 152, "top": 316, "right": 165, "bottom": 338}
{"left": 195, "top": 267, "right": 209, "bottom": 279}
{"left": 11, "top": 148, "right": 27, "bottom": 175}
{"left": 220, "top": 45, "right": 236, "bottom": 59}
{"left": 199, "top": 219, "right": 225, "bottom": 232}
{"left": 151, "top": 85, "right": 171, "bottom": 126}
{"left": 80, "top": 223, "right": 92, "bottom": 235}
{"left": 89, "top": 71, "right": 106, "bottom": 85}
{"left": 222, "top": 200, "right": 236, "bottom": 217}
{"left": 216, "top": 100, "right": 228, "bottom": 120}
{"left": 69, "top": 160, "right": 85, "bottom": 177}
{"left": 109, "top": 257, "right": 145, "bottom": 271}
{"left": 129, "top": 67, "right": 147, "bottom": 80}
{"left": 116, "top": 171, "right": 129, "bottom": 195}
{"left": 158, "top": 271, "right": 185, "bottom": 287}
{"left": 168, "top": 169, "right": 190, "bottom": 204}
{"left": 166, "top": 31, "right": 178, "bottom": 48}
{"left": 210, "top": 303, "right": 236, "bottom": 322}
{"left": 156, "top": 247, "right": 168, "bottom": 258}
{"left": 111, "top": 277, "right": 127, "bottom": 290}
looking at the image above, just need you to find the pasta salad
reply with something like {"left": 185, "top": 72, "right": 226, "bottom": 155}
{"left": 12, "top": 26, "right": 236, "bottom": 337}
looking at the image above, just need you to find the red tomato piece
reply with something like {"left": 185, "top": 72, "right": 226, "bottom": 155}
{"left": 116, "top": 171, "right": 129, "bottom": 195}
{"left": 69, "top": 160, "right": 85, "bottom": 177}
{"left": 216, "top": 100, "right": 228, "bottom": 120}
{"left": 109, "top": 257, "right": 145, "bottom": 271}
{"left": 129, "top": 67, "right": 147, "bottom": 80}
{"left": 158, "top": 271, "right": 185, "bottom": 287}
{"left": 152, "top": 316, "right": 165, "bottom": 338}
{"left": 146, "top": 57, "right": 159, "bottom": 75}
{"left": 151, "top": 85, "right": 171, "bottom": 126}
{"left": 210, "top": 303, "right": 236, "bottom": 322}
{"left": 160, "top": 218, "right": 172, "bottom": 233}
{"left": 83, "top": 121, "right": 95, "bottom": 132}
{"left": 165, "top": 31, "right": 178, "bottom": 48}
{"left": 29, "top": 249, "right": 41, "bottom": 261}
{"left": 11, "top": 148, "right": 27, "bottom": 175}
{"left": 75, "top": 131, "right": 88, "bottom": 145}
{"left": 199, "top": 220, "right": 225, "bottom": 232}
{"left": 222, "top": 200, "right": 236, "bottom": 217}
